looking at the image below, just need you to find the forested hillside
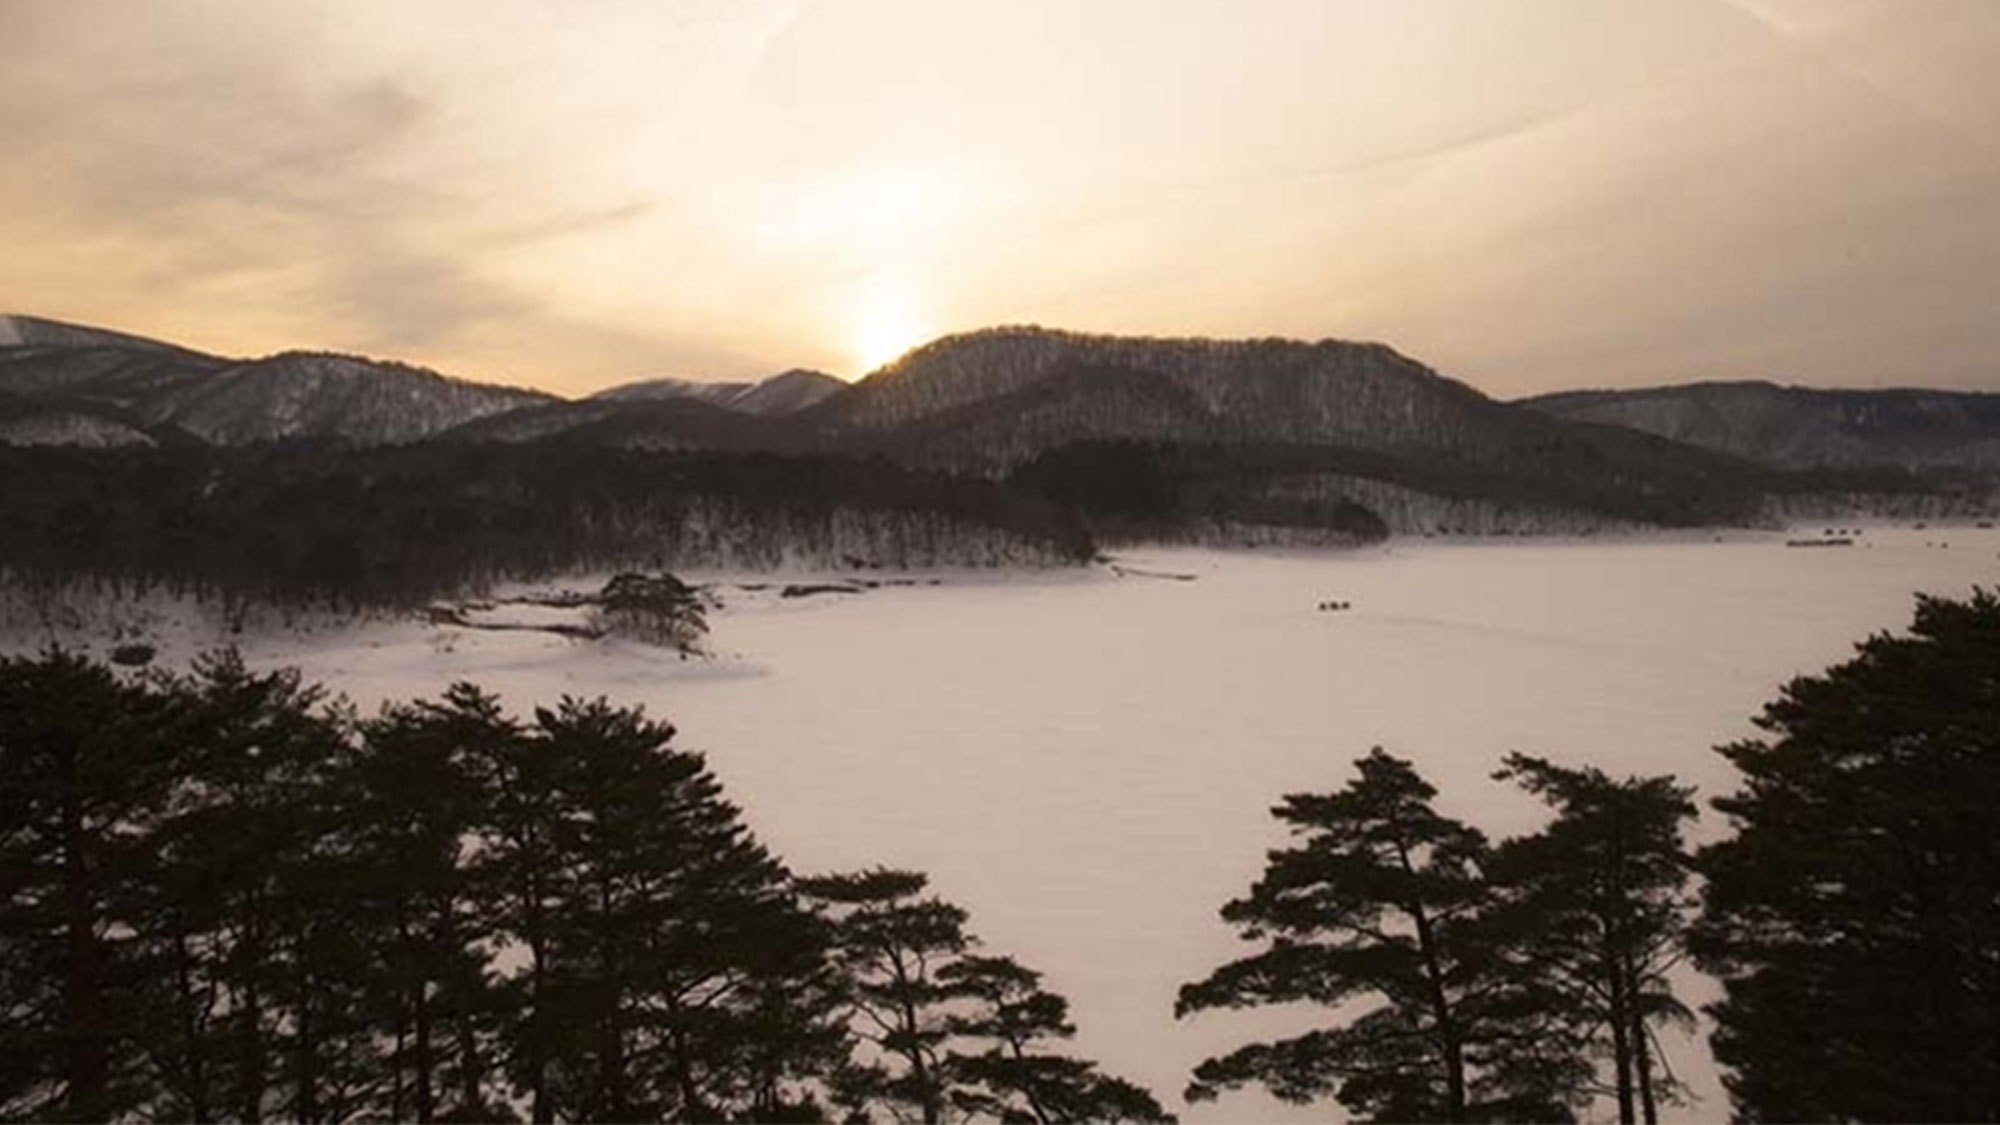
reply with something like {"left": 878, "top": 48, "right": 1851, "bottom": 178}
{"left": 0, "top": 444, "right": 1092, "bottom": 614}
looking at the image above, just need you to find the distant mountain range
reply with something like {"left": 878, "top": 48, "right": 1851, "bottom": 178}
{"left": 594, "top": 369, "right": 846, "bottom": 415}
{"left": 1, "top": 312, "right": 1992, "bottom": 543}
{"left": 0, "top": 314, "right": 552, "bottom": 448}
{"left": 1523, "top": 381, "right": 2000, "bottom": 474}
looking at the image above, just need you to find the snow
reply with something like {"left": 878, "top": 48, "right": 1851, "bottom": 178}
{"left": 10, "top": 525, "right": 2000, "bottom": 1121}
{"left": 0, "top": 411, "right": 155, "bottom": 447}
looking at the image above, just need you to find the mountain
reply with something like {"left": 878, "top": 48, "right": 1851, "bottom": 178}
{"left": 813, "top": 327, "right": 1486, "bottom": 441}
{"left": 3, "top": 315, "right": 1976, "bottom": 539}
{"left": 0, "top": 315, "right": 553, "bottom": 445}
{"left": 1523, "top": 381, "right": 2000, "bottom": 473}
{"left": 0, "top": 313, "right": 190, "bottom": 352}
{"left": 593, "top": 376, "right": 754, "bottom": 407}
{"left": 806, "top": 327, "right": 1772, "bottom": 476}
{"left": 149, "top": 352, "right": 551, "bottom": 445}
{"left": 443, "top": 395, "right": 795, "bottom": 451}
{"left": 593, "top": 368, "right": 844, "bottom": 415}
{"left": 808, "top": 326, "right": 1628, "bottom": 470}
{"left": 0, "top": 387, "right": 157, "bottom": 448}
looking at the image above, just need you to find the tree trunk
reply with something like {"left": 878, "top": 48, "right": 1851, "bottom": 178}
{"left": 1411, "top": 906, "right": 1467, "bottom": 1124}
{"left": 1605, "top": 939, "right": 1635, "bottom": 1125}
{"left": 1632, "top": 988, "right": 1659, "bottom": 1125}
{"left": 456, "top": 1008, "right": 484, "bottom": 1121}
{"left": 1399, "top": 838, "right": 1465, "bottom": 1125}
{"left": 237, "top": 906, "right": 269, "bottom": 1123}
{"left": 413, "top": 977, "right": 435, "bottom": 1124}
{"left": 61, "top": 781, "right": 110, "bottom": 1122}
{"left": 528, "top": 933, "right": 551, "bottom": 1125}
{"left": 894, "top": 961, "right": 941, "bottom": 1125}
{"left": 1010, "top": 1037, "right": 1053, "bottom": 1125}
{"left": 176, "top": 930, "right": 214, "bottom": 1123}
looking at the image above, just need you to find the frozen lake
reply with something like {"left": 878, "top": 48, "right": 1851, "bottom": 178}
{"left": 240, "top": 526, "right": 1998, "bottom": 1122}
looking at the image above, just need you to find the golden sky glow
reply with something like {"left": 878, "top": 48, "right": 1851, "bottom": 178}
{"left": 2, "top": 0, "right": 1997, "bottom": 396}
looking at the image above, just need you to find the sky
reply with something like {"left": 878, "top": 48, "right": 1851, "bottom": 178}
{"left": 2, "top": 1, "right": 1997, "bottom": 399}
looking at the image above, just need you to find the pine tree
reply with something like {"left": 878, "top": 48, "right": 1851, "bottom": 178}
{"left": 942, "top": 955, "right": 1173, "bottom": 1123}
{"left": 456, "top": 684, "right": 566, "bottom": 1124}
{"left": 803, "top": 869, "right": 1171, "bottom": 1125}
{"left": 136, "top": 651, "right": 357, "bottom": 1123}
{"left": 799, "top": 869, "right": 971, "bottom": 1124}
{"left": 0, "top": 649, "right": 170, "bottom": 1122}
{"left": 593, "top": 573, "right": 709, "bottom": 652}
{"left": 1693, "top": 590, "right": 2000, "bottom": 1122}
{"left": 1488, "top": 754, "right": 1696, "bottom": 1124}
{"left": 351, "top": 689, "right": 501, "bottom": 1123}
{"left": 1176, "top": 748, "right": 1581, "bottom": 1123}
{"left": 528, "top": 695, "right": 841, "bottom": 1122}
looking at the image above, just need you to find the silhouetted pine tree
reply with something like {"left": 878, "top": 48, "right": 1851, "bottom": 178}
{"left": 135, "top": 652, "right": 357, "bottom": 1123}
{"left": 802, "top": 869, "right": 1170, "bottom": 1125}
{"left": 1175, "top": 748, "right": 1581, "bottom": 1123}
{"left": 454, "top": 685, "right": 565, "bottom": 1124}
{"left": 0, "top": 650, "right": 170, "bottom": 1122}
{"left": 1693, "top": 590, "right": 2000, "bottom": 1122}
{"left": 1488, "top": 754, "right": 1696, "bottom": 1125}
{"left": 799, "top": 869, "right": 971, "bottom": 1124}
{"left": 352, "top": 690, "right": 509, "bottom": 1123}
{"left": 529, "top": 696, "right": 842, "bottom": 1122}
{"left": 942, "top": 955, "right": 1173, "bottom": 1123}
{"left": 593, "top": 573, "right": 709, "bottom": 652}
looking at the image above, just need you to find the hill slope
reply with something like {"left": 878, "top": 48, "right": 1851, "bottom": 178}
{"left": 1524, "top": 382, "right": 2000, "bottom": 473}
{"left": 593, "top": 368, "right": 844, "bottom": 415}
{"left": 810, "top": 327, "right": 1524, "bottom": 460}
{"left": 0, "top": 316, "right": 552, "bottom": 445}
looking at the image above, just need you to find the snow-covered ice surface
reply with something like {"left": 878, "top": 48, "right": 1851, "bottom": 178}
{"left": 25, "top": 526, "right": 2000, "bottom": 1121}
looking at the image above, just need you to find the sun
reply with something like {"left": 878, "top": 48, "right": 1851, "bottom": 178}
{"left": 851, "top": 281, "right": 928, "bottom": 374}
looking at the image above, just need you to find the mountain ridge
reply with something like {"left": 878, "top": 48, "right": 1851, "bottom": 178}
{"left": 1524, "top": 380, "right": 2000, "bottom": 472}
{"left": 594, "top": 368, "right": 845, "bottom": 415}
{"left": 2, "top": 313, "right": 1990, "bottom": 538}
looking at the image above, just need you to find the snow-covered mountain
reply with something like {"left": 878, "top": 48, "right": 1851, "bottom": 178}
{"left": 799, "top": 326, "right": 1737, "bottom": 483}
{"left": 5, "top": 314, "right": 1987, "bottom": 529}
{"left": 593, "top": 368, "right": 845, "bottom": 415}
{"left": 1523, "top": 381, "right": 2000, "bottom": 473}
{"left": 443, "top": 396, "right": 792, "bottom": 451}
{"left": 149, "top": 352, "right": 551, "bottom": 445}
{"left": 0, "top": 387, "right": 156, "bottom": 447}
{"left": 5, "top": 313, "right": 1989, "bottom": 557}
{"left": 0, "top": 316, "right": 552, "bottom": 445}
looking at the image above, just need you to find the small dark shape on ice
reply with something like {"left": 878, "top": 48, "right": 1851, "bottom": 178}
{"left": 1786, "top": 537, "right": 1853, "bottom": 548}
{"left": 780, "top": 583, "right": 864, "bottom": 599}
{"left": 1107, "top": 563, "right": 1198, "bottom": 581}
{"left": 1317, "top": 600, "right": 1354, "bottom": 612}
{"left": 109, "top": 643, "right": 156, "bottom": 667}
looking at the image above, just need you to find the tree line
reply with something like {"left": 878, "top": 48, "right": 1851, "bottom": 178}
{"left": 0, "top": 443, "right": 1094, "bottom": 618}
{"left": 1005, "top": 439, "right": 1939, "bottom": 541}
{"left": 0, "top": 435, "right": 1950, "bottom": 633}
{"left": 3, "top": 589, "right": 1995, "bottom": 1122}
{"left": 0, "top": 651, "right": 1169, "bottom": 1123}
